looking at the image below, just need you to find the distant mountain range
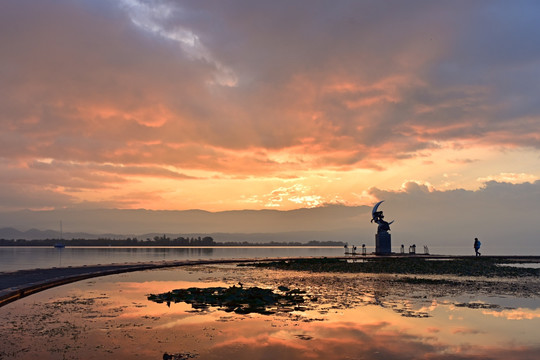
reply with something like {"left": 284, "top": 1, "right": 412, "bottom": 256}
{"left": 0, "top": 227, "right": 123, "bottom": 241}
{"left": 3, "top": 197, "right": 537, "bottom": 251}
{"left": 0, "top": 205, "right": 370, "bottom": 243}
{"left": 0, "top": 226, "right": 361, "bottom": 244}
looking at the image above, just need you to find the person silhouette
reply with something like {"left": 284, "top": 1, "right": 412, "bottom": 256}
{"left": 474, "top": 237, "right": 481, "bottom": 256}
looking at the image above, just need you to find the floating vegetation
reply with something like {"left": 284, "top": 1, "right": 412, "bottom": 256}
{"left": 454, "top": 302, "right": 501, "bottom": 309}
{"left": 147, "top": 285, "right": 311, "bottom": 315}
{"left": 294, "top": 334, "right": 313, "bottom": 341}
{"left": 244, "top": 257, "right": 540, "bottom": 277}
{"left": 395, "top": 277, "right": 461, "bottom": 285}
{"left": 162, "top": 352, "right": 198, "bottom": 360}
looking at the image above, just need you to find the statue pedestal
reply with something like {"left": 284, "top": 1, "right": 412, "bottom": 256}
{"left": 375, "top": 232, "right": 391, "bottom": 255}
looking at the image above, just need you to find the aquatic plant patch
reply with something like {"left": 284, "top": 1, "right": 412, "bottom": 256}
{"left": 147, "top": 285, "right": 311, "bottom": 315}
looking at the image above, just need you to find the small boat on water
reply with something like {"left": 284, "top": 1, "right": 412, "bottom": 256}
{"left": 54, "top": 220, "right": 65, "bottom": 248}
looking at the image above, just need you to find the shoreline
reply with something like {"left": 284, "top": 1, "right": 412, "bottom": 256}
{"left": 2, "top": 255, "right": 540, "bottom": 308}
{"left": 0, "top": 256, "right": 337, "bottom": 307}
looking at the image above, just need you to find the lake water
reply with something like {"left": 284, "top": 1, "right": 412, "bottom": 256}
{"left": 0, "top": 246, "right": 347, "bottom": 273}
{"left": 2, "top": 245, "right": 533, "bottom": 273}
{"left": 1, "top": 263, "right": 539, "bottom": 359}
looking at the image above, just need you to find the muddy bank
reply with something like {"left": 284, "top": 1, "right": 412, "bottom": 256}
{"left": 240, "top": 256, "right": 540, "bottom": 300}
{"left": 244, "top": 256, "right": 540, "bottom": 277}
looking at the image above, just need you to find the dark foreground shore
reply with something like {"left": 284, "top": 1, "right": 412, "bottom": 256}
{"left": 2, "top": 255, "right": 539, "bottom": 307}
{"left": 1, "top": 256, "right": 540, "bottom": 360}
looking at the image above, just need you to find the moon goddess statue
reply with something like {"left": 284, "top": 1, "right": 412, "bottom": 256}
{"left": 371, "top": 200, "right": 394, "bottom": 255}
{"left": 371, "top": 200, "right": 393, "bottom": 234}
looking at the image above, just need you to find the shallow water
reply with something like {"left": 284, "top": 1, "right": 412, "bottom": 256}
{"left": 1, "top": 264, "right": 539, "bottom": 359}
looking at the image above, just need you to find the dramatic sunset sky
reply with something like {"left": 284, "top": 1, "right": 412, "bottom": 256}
{"left": 1, "top": 0, "right": 539, "bottom": 218}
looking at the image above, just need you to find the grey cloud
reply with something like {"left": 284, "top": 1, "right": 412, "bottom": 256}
{"left": 194, "top": 0, "right": 540, "bottom": 149}
{"left": 1, "top": 0, "right": 539, "bottom": 176}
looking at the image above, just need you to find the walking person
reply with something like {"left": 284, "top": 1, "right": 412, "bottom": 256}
{"left": 474, "top": 237, "right": 481, "bottom": 256}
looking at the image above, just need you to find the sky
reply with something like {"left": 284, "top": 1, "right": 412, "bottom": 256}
{"left": 0, "top": 0, "right": 539, "bottom": 215}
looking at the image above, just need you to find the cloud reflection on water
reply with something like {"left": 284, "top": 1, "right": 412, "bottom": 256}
{"left": 192, "top": 317, "right": 540, "bottom": 360}
{"left": 1, "top": 265, "right": 540, "bottom": 359}
{"left": 482, "top": 308, "right": 540, "bottom": 320}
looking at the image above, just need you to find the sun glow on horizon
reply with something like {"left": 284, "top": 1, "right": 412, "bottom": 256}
{"left": 33, "top": 141, "right": 537, "bottom": 212}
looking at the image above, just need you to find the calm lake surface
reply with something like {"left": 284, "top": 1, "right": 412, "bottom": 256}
{"left": 1, "top": 263, "right": 539, "bottom": 359}
{"left": 0, "top": 246, "right": 347, "bottom": 273}
{"left": 2, "top": 245, "right": 531, "bottom": 273}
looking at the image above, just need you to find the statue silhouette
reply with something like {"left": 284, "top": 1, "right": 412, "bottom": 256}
{"left": 371, "top": 209, "right": 391, "bottom": 233}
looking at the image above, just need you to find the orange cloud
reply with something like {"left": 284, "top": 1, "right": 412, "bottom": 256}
{"left": 1, "top": 0, "right": 540, "bottom": 212}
